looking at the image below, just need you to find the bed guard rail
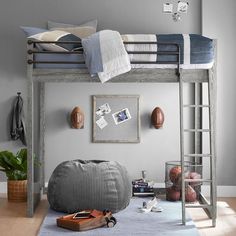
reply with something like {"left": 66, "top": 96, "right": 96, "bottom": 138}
{"left": 27, "top": 40, "right": 181, "bottom": 76}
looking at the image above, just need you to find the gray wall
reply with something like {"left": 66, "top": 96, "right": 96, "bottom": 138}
{"left": 202, "top": 0, "right": 236, "bottom": 185}
{"left": 44, "top": 83, "right": 180, "bottom": 181}
{"left": 3, "top": 0, "right": 234, "bottom": 185}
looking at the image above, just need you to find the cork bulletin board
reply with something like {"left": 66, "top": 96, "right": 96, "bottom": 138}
{"left": 92, "top": 95, "right": 140, "bottom": 143}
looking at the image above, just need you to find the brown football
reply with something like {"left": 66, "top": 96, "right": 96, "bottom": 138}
{"left": 151, "top": 107, "right": 164, "bottom": 129}
{"left": 71, "top": 107, "right": 84, "bottom": 129}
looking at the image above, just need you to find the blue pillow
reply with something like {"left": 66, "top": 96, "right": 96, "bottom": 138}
{"left": 20, "top": 26, "right": 48, "bottom": 37}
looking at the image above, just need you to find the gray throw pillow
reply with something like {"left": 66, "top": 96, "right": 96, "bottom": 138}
{"left": 47, "top": 20, "right": 97, "bottom": 39}
{"left": 47, "top": 19, "right": 98, "bottom": 31}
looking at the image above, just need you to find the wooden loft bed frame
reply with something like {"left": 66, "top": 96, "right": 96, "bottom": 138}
{"left": 26, "top": 39, "right": 217, "bottom": 227}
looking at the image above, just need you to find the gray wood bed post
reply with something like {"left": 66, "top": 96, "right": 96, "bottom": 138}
{"left": 27, "top": 40, "right": 34, "bottom": 217}
{"left": 39, "top": 82, "right": 46, "bottom": 193}
{"left": 26, "top": 40, "right": 42, "bottom": 217}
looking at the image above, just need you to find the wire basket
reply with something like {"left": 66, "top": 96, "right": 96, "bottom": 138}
{"left": 165, "top": 161, "right": 202, "bottom": 202}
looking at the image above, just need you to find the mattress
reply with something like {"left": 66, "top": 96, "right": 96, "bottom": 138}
{"left": 34, "top": 34, "right": 214, "bottom": 69}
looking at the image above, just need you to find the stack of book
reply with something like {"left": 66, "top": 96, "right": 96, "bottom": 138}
{"left": 132, "top": 179, "right": 154, "bottom": 196}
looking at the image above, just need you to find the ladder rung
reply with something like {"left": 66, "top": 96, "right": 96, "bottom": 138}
{"left": 184, "top": 178, "right": 212, "bottom": 183}
{"left": 184, "top": 154, "right": 212, "bottom": 157}
{"left": 185, "top": 204, "right": 210, "bottom": 209}
{"left": 183, "top": 105, "right": 210, "bottom": 108}
{"left": 184, "top": 129, "right": 210, "bottom": 132}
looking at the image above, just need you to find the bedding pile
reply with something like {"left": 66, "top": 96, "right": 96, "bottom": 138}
{"left": 21, "top": 20, "right": 214, "bottom": 82}
{"left": 81, "top": 33, "right": 214, "bottom": 82}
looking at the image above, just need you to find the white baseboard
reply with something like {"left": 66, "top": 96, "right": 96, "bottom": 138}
{"left": 201, "top": 185, "right": 236, "bottom": 198}
{"left": 1, "top": 182, "right": 236, "bottom": 197}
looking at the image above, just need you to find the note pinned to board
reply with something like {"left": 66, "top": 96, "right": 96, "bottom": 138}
{"left": 163, "top": 3, "right": 173, "bottom": 13}
{"left": 96, "top": 103, "right": 111, "bottom": 117}
{"left": 96, "top": 117, "right": 108, "bottom": 130}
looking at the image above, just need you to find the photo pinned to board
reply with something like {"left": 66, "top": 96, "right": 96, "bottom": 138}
{"left": 177, "top": 1, "right": 189, "bottom": 13}
{"left": 96, "top": 103, "right": 111, "bottom": 117}
{"left": 163, "top": 3, "right": 173, "bottom": 13}
{"left": 96, "top": 116, "right": 108, "bottom": 129}
{"left": 112, "top": 108, "right": 132, "bottom": 125}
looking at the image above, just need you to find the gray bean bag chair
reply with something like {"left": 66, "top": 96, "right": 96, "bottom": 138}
{"left": 47, "top": 160, "right": 132, "bottom": 213}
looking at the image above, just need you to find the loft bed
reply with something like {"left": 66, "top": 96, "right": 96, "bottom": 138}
{"left": 26, "top": 34, "right": 217, "bottom": 227}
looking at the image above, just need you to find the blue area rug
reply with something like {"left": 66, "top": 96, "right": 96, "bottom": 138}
{"left": 38, "top": 198, "right": 199, "bottom": 236}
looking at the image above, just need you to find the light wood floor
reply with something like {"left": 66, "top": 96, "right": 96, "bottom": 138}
{"left": 0, "top": 194, "right": 236, "bottom": 236}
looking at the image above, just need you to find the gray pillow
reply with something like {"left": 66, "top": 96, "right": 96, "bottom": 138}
{"left": 47, "top": 19, "right": 98, "bottom": 31}
{"left": 47, "top": 20, "right": 97, "bottom": 39}
{"left": 47, "top": 160, "right": 132, "bottom": 213}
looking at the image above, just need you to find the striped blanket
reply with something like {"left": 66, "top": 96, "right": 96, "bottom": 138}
{"left": 122, "top": 34, "right": 214, "bottom": 69}
{"left": 82, "top": 32, "right": 214, "bottom": 83}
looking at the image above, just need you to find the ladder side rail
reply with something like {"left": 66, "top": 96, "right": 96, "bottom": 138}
{"left": 208, "top": 68, "right": 217, "bottom": 227}
{"left": 179, "top": 70, "right": 186, "bottom": 225}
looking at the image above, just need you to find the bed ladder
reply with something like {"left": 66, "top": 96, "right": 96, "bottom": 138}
{"left": 178, "top": 69, "right": 217, "bottom": 227}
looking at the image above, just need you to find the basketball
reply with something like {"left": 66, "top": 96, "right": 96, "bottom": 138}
{"left": 169, "top": 166, "right": 182, "bottom": 183}
{"left": 166, "top": 185, "right": 181, "bottom": 201}
{"left": 185, "top": 185, "right": 197, "bottom": 202}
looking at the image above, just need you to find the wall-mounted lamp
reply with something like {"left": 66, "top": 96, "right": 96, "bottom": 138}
{"left": 163, "top": 1, "right": 189, "bottom": 22}
{"left": 71, "top": 106, "right": 84, "bottom": 129}
{"left": 151, "top": 107, "right": 164, "bottom": 129}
